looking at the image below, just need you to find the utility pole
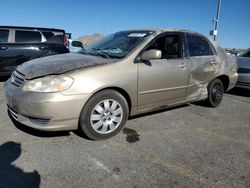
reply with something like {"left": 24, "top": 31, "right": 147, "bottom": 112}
{"left": 210, "top": 0, "right": 222, "bottom": 41}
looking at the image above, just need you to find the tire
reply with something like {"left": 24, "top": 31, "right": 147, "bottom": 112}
{"left": 206, "top": 78, "right": 224, "bottom": 107}
{"left": 79, "top": 90, "right": 129, "bottom": 140}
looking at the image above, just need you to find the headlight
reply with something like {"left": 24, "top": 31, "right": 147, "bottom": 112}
{"left": 22, "top": 75, "right": 74, "bottom": 92}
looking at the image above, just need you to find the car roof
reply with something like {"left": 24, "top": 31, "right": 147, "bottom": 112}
{"left": 0, "top": 26, "right": 65, "bottom": 33}
{"left": 122, "top": 28, "right": 205, "bottom": 36}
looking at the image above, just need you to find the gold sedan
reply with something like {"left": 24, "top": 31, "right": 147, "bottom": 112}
{"left": 5, "top": 29, "right": 238, "bottom": 140}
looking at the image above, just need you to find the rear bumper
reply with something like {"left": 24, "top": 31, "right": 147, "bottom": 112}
{"left": 236, "top": 73, "right": 250, "bottom": 90}
{"left": 5, "top": 79, "right": 90, "bottom": 131}
{"left": 235, "top": 82, "right": 250, "bottom": 90}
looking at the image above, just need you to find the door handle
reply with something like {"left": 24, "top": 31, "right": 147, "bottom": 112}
{"left": 39, "top": 45, "right": 46, "bottom": 50}
{"left": 0, "top": 46, "right": 8, "bottom": 50}
{"left": 179, "top": 63, "right": 186, "bottom": 69}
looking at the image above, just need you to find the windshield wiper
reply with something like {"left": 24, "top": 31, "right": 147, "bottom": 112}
{"left": 92, "top": 48, "right": 111, "bottom": 59}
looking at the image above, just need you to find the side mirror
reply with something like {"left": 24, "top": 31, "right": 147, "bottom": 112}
{"left": 72, "top": 41, "right": 84, "bottom": 48}
{"left": 141, "top": 49, "right": 162, "bottom": 61}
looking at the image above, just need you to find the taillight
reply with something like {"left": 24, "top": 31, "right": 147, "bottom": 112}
{"left": 64, "top": 35, "right": 68, "bottom": 48}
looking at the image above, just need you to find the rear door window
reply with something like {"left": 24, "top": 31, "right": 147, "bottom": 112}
{"left": 42, "top": 31, "right": 55, "bottom": 40}
{"left": 186, "top": 34, "right": 214, "bottom": 57}
{"left": 15, "top": 30, "right": 42, "bottom": 43}
{"left": 0, "top": 30, "right": 9, "bottom": 43}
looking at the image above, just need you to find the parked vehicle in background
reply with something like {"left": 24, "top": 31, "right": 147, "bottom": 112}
{"left": 238, "top": 48, "right": 250, "bottom": 57}
{"left": 68, "top": 39, "right": 84, "bottom": 53}
{"left": 0, "top": 26, "right": 69, "bottom": 76}
{"left": 236, "top": 48, "right": 250, "bottom": 89}
{"left": 66, "top": 33, "right": 72, "bottom": 40}
{"left": 65, "top": 33, "right": 83, "bottom": 53}
{"left": 5, "top": 29, "right": 238, "bottom": 140}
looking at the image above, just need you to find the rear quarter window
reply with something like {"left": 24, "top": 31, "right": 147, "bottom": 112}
{"left": 187, "top": 34, "right": 215, "bottom": 57}
{"left": 15, "top": 30, "right": 42, "bottom": 43}
{"left": 0, "top": 30, "right": 9, "bottom": 43}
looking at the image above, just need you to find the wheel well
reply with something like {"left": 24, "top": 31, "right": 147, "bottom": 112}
{"left": 216, "top": 75, "right": 229, "bottom": 91}
{"left": 95, "top": 87, "right": 132, "bottom": 115}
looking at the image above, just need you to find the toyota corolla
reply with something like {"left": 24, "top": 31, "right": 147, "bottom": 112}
{"left": 5, "top": 29, "right": 238, "bottom": 140}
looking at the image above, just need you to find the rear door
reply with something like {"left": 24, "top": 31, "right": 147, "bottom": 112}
{"left": 6, "top": 29, "right": 49, "bottom": 70}
{"left": 138, "top": 33, "right": 189, "bottom": 112}
{"left": 0, "top": 29, "right": 13, "bottom": 75}
{"left": 185, "top": 33, "right": 219, "bottom": 99}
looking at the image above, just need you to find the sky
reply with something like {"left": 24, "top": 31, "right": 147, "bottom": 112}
{"left": 0, "top": 0, "right": 249, "bottom": 48}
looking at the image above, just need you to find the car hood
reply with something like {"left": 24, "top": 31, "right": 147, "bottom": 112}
{"left": 237, "top": 57, "right": 250, "bottom": 69}
{"left": 16, "top": 53, "right": 118, "bottom": 79}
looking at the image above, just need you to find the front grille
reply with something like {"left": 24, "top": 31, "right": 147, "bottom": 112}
{"left": 11, "top": 71, "right": 25, "bottom": 87}
{"left": 238, "top": 67, "right": 250, "bottom": 74}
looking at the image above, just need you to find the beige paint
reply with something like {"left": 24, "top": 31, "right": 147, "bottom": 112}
{"left": 5, "top": 29, "right": 238, "bottom": 131}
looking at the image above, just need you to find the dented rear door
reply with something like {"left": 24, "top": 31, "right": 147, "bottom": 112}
{"left": 184, "top": 33, "right": 218, "bottom": 99}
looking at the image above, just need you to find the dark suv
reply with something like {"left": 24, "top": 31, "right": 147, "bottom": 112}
{"left": 0, "top": 26, "right": 69, "bottom": 76}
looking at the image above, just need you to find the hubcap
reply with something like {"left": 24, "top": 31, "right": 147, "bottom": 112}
{"left": 212, "top": 84, "right": 223, "bottom": 102}
{"left": 90, "top": 99, "right": 123, "bottom": 134}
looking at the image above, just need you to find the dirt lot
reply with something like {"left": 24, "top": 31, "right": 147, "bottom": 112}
{"left": 0, "top": 80, "right": 249, "bottom": 188}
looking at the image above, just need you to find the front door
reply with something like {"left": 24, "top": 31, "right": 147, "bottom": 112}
{"left": 137, "top": 33, "right": 189, "bottom": 112}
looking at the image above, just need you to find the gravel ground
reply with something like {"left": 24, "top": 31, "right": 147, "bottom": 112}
{"left": 0, "top": 80, "right": 249, "bottom": 188}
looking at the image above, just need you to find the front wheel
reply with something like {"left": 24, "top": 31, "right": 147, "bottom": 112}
{"left": 206, "top": 79, "right": 224, "bottom": 107}
{"left": 79, "top": 90, "right": 129, "bottom": 140}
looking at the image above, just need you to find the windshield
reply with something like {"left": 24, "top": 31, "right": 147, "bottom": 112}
{"left": 79, "top": 31, "right": 152, "bottom": 58}
{"left": 238, "top": 48, "right": 250, "bottom": 57}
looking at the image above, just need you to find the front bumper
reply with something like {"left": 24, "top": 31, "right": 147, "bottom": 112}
{"left": 236, "top": 73, "right": 250, "bottom": 90}
{"left": 5, "top": 79, "right": 90, "bottom": 131}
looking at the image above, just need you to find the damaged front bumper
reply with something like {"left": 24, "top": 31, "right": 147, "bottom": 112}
{"left": 4, "top": 79, "right": 89, "bottom": 131}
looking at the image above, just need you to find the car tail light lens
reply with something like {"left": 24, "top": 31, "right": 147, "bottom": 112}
{"left": 64, "top": 34, "right": 68, "bottom": 47}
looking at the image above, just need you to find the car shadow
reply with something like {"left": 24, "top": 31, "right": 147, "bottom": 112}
{"left": 129, "top": 104, "right": 189, "bottom": 120}
{"left": 72, "top": 129, "right": 90, "bottom": 140}
{"left": 8, "top": 104, "right": 190, "bottom": 140}
{"left": 8, "top": 111, "right": 70, "bottom": 138}
{"left": 190, "top": 100, "right": 209, "bottom": 107}
{"left": 0, "top": 141, "right": 41, "bottom": 187}
{"left": 74, "top": 104, "right": 190, "bottom": 140}
{"left": 227, "top": 87, "right": 250, "bottom": 97}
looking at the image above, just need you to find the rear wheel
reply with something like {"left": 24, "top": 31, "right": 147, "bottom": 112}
{"left": 79, "top": 90, "right": 129, "bottom": 140}
{"left": 206, "top": 78, "right": 224, "bottom": 107}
